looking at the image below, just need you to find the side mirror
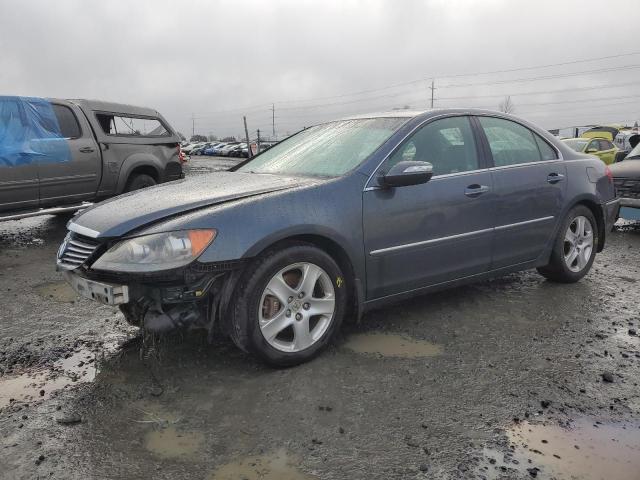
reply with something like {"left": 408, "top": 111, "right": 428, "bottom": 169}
{"left": 380, "top": 161, "right": 433, "bottom": 188}
{"left": 585, "top": 148, "right": 598, "bottom": 153}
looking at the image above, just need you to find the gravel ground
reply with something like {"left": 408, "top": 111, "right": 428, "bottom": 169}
{"left": 0, "top": 158, "right": 639, "bottom": 479}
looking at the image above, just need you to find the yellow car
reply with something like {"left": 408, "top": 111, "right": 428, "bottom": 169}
{"left": 562, "top": 137, "right": 618, "bottom": 165}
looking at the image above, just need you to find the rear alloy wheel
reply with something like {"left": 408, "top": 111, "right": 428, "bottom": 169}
{"left": 229, "top": 243, "right": 347, "bottom": 367}
{"left": 537, "top": 205, "right": 598, "bottom": 283}
{"left": 563, "top": 215, "right": 594, "bottom": 273}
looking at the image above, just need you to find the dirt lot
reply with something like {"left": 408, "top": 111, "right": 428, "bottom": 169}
{"left": 1, "top": 157, "right": 639, "bottom": 479}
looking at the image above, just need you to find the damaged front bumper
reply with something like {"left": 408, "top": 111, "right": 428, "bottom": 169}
{"left": 64, "top": 260, "right": 245, "bottom": 334}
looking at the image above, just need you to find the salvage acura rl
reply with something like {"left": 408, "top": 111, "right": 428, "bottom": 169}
{"left": 57, "top": 109, "right": 619, "bottom": 366}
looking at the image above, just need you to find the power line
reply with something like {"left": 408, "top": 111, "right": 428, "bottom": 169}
{"left": 188, "top": 51, "right": 640, "bottom": 118}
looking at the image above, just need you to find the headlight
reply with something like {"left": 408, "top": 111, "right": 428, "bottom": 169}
{"left": 91, "top": 229, "right": 216, "bottom": 272}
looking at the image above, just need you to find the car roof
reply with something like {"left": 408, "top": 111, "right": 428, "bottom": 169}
{"left": 67, "top": 99, "right": 161, "bottom": 117}
{"left": 338, "top": 108, "right": 535, "bottom": 121}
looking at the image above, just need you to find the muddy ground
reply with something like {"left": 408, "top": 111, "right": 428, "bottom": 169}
{"left": 1, "top": 157, "right": 639, "bottom": 479}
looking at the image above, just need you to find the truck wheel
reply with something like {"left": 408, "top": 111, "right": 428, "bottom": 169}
{"left": 229, "top": 243, "right": 348, "bottom": 367}
{"left": 125, "top": 174, "right": 157, "bottom": 192}
{"left": 537, "top": 205, "right": 597, "bottom": 283}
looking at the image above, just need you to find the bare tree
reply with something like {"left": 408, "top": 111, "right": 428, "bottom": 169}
{"left": 498, "top": 96, "right": 515, "bottom": 114}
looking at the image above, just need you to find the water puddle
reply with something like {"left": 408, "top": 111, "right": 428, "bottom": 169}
{"left": 481, "top": 419, "right": 640, "bottom": 479}
{"left": 144, "top": 426, "right": 204, "bottom": 459}
{"left": 208, "top": 449, "right": 317, "bottom": 480}
{"left": 0, "top": 350, "right": 95, "bottom": 409}
{"left": 343, "top": 332, "right": 443, "bottom": 358}
{"left": 34, "top": 280, "right": 77, "bottom": 303}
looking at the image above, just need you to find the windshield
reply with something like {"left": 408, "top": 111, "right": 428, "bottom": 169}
{"left": 564, "top": 138, "right": 588, "bottom": 152}
{"left": 237, "top": 117, "right": 408, "bottom": 177}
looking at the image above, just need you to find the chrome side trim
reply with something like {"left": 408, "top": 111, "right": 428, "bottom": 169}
{"left": 369, "top": 227, "right": 493, "bottom": 256}
{"left": 488, "top": 159, "right": 562, "bottom": 172}
{"left": 369, "top": 216, "right": 555, "bottom": 256}
{"left": 68, "top": 222, "right": 100, "bottom": 239}
{"left": 494, "top": 216, "right": 555, "bottom": 231}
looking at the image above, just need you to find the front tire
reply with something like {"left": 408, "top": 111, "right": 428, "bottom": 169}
{"left": 229, "top": 243, "right": 348, "bottom": 367}
{"left": 537, "top": 205, "right": 597, "bottom": 283}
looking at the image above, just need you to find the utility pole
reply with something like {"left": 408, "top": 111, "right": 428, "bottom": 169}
{"left": 243, "top": 116, "right": 252, "bottom": 158}
{"left": 271, "top": 103, "right": 276, "bottom": 140}
{"left": 257, "top": 128, "right": 261, "bottom": 154}
{"left": 191, "top": 113, "right": 195, "bottom": 137}
{"left": 429, "top": 80, "right": 436, "bottom": 109}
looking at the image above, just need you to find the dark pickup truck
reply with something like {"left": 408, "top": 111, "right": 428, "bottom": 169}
{"left": 0, "top": 96, "right": 184, "bottom": 220}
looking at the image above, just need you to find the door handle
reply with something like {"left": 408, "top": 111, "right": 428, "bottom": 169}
{"left": 547, "top": 173, "right": 565, "bottom": 184}
{"left": 464, "top": 184, "right": 490, "bottom": 197}
{"left": 79, "top": 146, "right": 95, "bottom": 153}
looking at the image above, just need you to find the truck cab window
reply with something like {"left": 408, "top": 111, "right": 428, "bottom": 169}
{"left": 52, "top": 105, "right": 81, "bottom": 139}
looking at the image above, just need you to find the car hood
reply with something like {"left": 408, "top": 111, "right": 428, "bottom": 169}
{"left": 609, "top": 158, "right": 640, "bottom": 177}
{"left": 70, "top": 172, "right": 311, "bottom": 238}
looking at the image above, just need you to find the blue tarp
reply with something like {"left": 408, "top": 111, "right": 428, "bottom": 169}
{"left": 0, "top": 96, "right": 71, "bottom": 167}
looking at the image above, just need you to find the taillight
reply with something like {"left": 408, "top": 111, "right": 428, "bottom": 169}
{"left": 605, "top": 165, "right": 613, "bottom": 183}
{"left": 178, "top": 145, "right": 186, "bottom": 164}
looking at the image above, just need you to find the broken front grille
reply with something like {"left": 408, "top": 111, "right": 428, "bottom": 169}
{"left": 614, "top": 177, "right": 640, "bottom": 200}
{"left": 57, "top": 232, "right": 101, "bottom": 270}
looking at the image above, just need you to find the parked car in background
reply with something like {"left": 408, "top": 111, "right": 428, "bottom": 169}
{"left": 562, "top": 137, "right": 618, "bottom": 164}
{"left": 228, "top": 143, "right": 248, "bottom": 157}
{"left": 609, "top": 142, "right": 640, "bottom": 221}
{"left": 613, "top": 131, "right": 640, "bottom": 162}
{"left": 219, "top": 142, "right": 242, "bottom": 156}
{"left": 192, "top": 142, "right": 216, "bottom": 155}
{"left": 0, "top": 96, "right": 183, "bottom": 220}
{"left": 182, "top": 142, "right": 204, "bottom": 155}
{"left": 203, "top": 143, "right": 226, "bottom": 156}
{"left": 58, "top": 109, "right": 618, "bottom": 366}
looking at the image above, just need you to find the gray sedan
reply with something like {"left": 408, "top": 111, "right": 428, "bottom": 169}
{"left": 57, "top": 109, "right": 619, "bottom": 366}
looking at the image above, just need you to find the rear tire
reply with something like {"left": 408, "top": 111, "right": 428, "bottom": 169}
{"left": 537, "top": 205, "right": 597, "bottom": 283}
{"left": 125, "top": 174, "right": 157, "bottom": 192}
{"left": 229, "top": 243, "right": 348, "bottom": 367}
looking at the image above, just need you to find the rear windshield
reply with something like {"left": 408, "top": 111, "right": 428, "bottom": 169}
{"left": 95, "top": 113, "right": 170, "bottom": 137}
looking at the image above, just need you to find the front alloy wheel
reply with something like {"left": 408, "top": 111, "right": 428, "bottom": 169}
{"left": 229, "top": 243, "right": 347, "bottom": 367}
{"left": 259, "top": 263, "right": 336, "bottom": 352}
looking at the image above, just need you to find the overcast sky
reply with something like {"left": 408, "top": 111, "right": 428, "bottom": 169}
{"left": 1, "top": 0, "right": 639, "bottom": 139}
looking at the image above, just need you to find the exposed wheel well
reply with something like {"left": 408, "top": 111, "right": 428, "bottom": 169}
{"left": 574, "top": 199, "right": 605, "bottom": 252}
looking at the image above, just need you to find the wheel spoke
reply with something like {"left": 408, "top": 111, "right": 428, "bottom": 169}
{"left": 308, "top": 297, "right": 335, "bottom": 317}
{"left": 265, "top": 274, "right": 296, "bottom": 304}
{"left": 260, "top": 310, "right": 292, "bottom": 341}
{"left": 293, "top": 318, "right": 313, "bottom": 350}
{"left": 565, "top": 247, "right": 578, "bottom": 267}
{"left": 577, "top": 249, "right": 589, "bottom": 270}
{"left": 576, "top": 216, "right": 586, "bottom": 237}
{"left": 565, "top": 228, "right": 576, "bottom": 243}
{"left": 298, "top": 263, "right": 322, "bottom": 296}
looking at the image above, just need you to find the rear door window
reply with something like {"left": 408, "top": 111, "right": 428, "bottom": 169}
{"left": 95, "top": 113, "right": 169, "bottom": 137}
{"left": 478, "top": 116, "right": 543, "bottom": 166}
